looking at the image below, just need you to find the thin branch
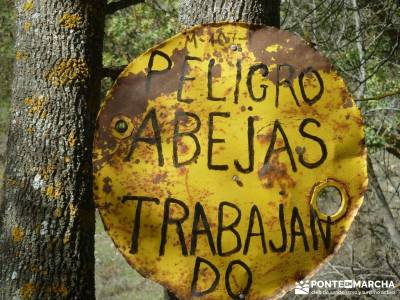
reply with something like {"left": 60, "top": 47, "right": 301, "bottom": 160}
{"left": 367, "top": 156, "right": 400, "bottom": 249}
{"left": 147, "top": 0, "right": 173, "bottom": 13}
{"left": 386, "top": 252, "right": 400, "bottom": 281}
{"left": 102, "top": 65, "right": 127, "bottom": 80}
{"left": 164, "top": 289, "right": 179, "bottom": 300}
{"left": 356, "top": 88, "right": 400, "bottom": 102}
{"left": 351, "top": 0, "right": 366, "bottom": 99}
{"left": 106, "top": 0, "right": 145, "bottom": 15}
{"left": 366, "top": 108, "right": 400, "bottom": 114}
{"left": 385, "top": 141, "right": 400, "bottom": 160}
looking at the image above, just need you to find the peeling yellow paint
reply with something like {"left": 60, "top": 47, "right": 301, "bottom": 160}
{"left": 16, "top": 51, "right": 28, "bottom": 61}
{"left": 11, "top": 227, "right": 24, "bottom": 242}
{"left": 22, "top": 0, "right": 33, "bottom": 12}
{"left": 59, "top": 13, "right": 82, "bottom": 29}
{"left": 23, "top": 21, "right": 32, "bottom": 32}
{"left": 20, "top": 282, "right": 36, "bottom": 299}
{"left": 47, "top": 58, "right": 89, "bottom": 87}
{"left": 26, "top": 126, "right": 35, "bottom": 134}
{"left": 265, "top": 44, "right": 282, "bottom": 52}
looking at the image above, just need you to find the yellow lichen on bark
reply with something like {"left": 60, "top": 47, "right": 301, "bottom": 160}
{"left": 16, "top": 51, "right": 28, "bottom": 61}
{"left": 20, "top": 282, "right": 36, "bottom": 299}
{"left": 11, "top": 227, "right": 24, "bottom": 242}
{"left": 20, "top": 282, "right": 67, "bottom": 299}
{"left": 54, "top": 208, "right": 63, "bottom": 218}
{"left": 68, "top": 203, "right": 78, "bottom": 218}
{"left": 5, "top": 178, "right": 18, "bottom": 187}
{"left": 63, "top": 233, "right": 71, "bottom": 245}
{"left": 22, "top": 0, "right": 33, "bottom": 12}
{"left": 47, "top": 59, "right": 89, "bottom": 86}
{"left": 23, "top": 22, "right": 32, "bottom": 32}
{"left": 30, "top": 265, "right": 40, "bottom": 273}
{"left": 23, "top": 97, "right": 34, "bottom": 106}
{"left": 67, "top": 131, "right": 77, "bottom": 148}
{"left": 24, "top": 95, "right": 47, "bottom": 117}
{"left": 46, "top": 181, "right": 62, "bottom": 199}
{"left": 40, "top": 163, "right": 57, "bottom": 181}
{"left": 47, "top": 284, "right": 69, "bottom": 298}
{"left": 59, "top": 13, "right": 82, "bottom": 29}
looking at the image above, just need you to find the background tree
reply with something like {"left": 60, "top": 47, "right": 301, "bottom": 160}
{"left": 0, "top": 0, "right": 106, "bottom": 298}
{"left": 179, "top": 0, "right": 280, "bottom": 28}
{"left": 0, "top": 0, "right": 14, "bottom": 175}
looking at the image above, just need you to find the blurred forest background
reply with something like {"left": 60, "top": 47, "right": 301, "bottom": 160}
{"left": 0, "top": 0, "right": 399, "bottom": 299}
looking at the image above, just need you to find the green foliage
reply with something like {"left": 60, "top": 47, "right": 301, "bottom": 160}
{"left": 282, "top": 0, "right": 400, "bottom": 154}
{"left": 365, "top": 127, "right": 385, "bottom": 151}
{"left": 103, "top": 1, "right": 179, "bottom": 67}
{"left": 0, "top": 0, "right": 15, "bottom": 133}
{"left": 102, "top": 0, "right": 179, "bottom": 95}
{"left": 362, "top": 55, "right": 400, "bottom": 151}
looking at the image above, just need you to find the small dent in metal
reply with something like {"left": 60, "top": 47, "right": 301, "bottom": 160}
{"left": 232, "top": 175, "right": 244, "bottom": 187}
{"left": 231, "top": 44, "right": 242, "bottom": 52}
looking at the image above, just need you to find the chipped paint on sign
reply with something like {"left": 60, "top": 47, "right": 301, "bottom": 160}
{"left": 265, "top": 44, "right": 282, "bottom": 52}
{"left": 93, "top": 23, "right": 367, "bottom": 300}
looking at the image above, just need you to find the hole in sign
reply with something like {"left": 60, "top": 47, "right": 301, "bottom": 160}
{"left": 316, "top": 186, "right": 342, "bottom": 216}
{"left": 310, "top": 180, "right": 349, "bottom": 222}
{"left": 111, "top": 115, "right": 134, "bottom": 139}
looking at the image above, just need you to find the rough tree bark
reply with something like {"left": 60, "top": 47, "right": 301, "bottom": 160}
{"left": 179, "top": 0, "right": 280, "bottom": 28}
{"left": 163, "top": 1, "right": 281, "bottom": 299}
{"left": 0, "top": 0, "right": 105, "bottom": 299}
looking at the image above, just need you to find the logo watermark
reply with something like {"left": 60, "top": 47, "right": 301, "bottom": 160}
{"left": 295, "top": 280, "right": 397, "bottom": 296}
{"left": 295, "top": 281, "right": 310, "bottom": 294}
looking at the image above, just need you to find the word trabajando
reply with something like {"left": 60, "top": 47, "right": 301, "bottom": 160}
{"left": 122, "top": 196, "right": 332, "bottom": 298}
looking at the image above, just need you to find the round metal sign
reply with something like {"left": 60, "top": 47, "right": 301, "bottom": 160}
{"left": 93, "top": 23, "right": 367, "bottom": 299}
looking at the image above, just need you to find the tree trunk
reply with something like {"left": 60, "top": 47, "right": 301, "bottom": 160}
{"left": 179, "top": 0, "right": 280, "bottom": 28}
{"left": 0, "top": 0, "right": 105, "bottom": 299}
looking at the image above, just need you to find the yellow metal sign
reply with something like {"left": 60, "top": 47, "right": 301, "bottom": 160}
{"left": 93, "top": 23, "right": 367, "bottom": 299}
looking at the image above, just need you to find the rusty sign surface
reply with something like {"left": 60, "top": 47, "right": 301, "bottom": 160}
{"left": 93, "top": 23, "right": 367, "bottom": 299}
